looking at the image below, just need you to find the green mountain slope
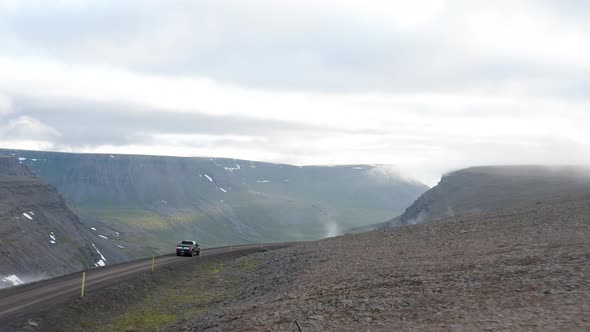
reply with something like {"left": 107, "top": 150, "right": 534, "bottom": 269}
{"left": 0, "top": 149, "right": 428, "bottom": 258}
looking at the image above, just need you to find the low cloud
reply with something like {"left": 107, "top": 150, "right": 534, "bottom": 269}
{"left": 0, "top": 94, "right": 12, "bottom": 117}
{"left": 324, "top": 221, "right": 341, "bottom": 238}
{"left": 1, "top": 116, "right": 61, "bottom": 140}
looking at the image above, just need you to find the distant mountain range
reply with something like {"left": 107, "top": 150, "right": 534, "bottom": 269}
{"left": 355, "top": 165, "right": 590, "bottom": 232}
{"left": 0, "top": 149, "right": 428, "bottom": 266}
{"left": 4, "top": 148, "right": 590, "bottom": 288}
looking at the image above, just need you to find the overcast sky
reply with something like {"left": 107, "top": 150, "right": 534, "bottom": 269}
{"left": 1, "top": 0, "right": 590, "bottom": 185}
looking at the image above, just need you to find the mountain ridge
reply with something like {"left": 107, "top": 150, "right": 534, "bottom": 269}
{"left": 353, "top": 165, "right": 590, "bottom": 232}
{"left": 0, "top": 148, "right": 428, "bottom": 259}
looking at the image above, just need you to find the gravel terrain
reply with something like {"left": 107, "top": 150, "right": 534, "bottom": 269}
{"left": 172, "top": 196, "right": 590, "bottom": 331}
{"left": 7, "top": 196, "right": 589, "bottom": 331}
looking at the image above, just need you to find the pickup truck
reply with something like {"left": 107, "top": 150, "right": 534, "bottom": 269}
{"left": 176, "top": 240, "right": 201, "bottom": 257}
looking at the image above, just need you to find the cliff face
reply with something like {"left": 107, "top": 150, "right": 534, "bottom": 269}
{"left": 0, "top": 149, "right": 428, "bottom": 257}
{"left": 0, "top": 156, "right": 30, "bottom": 177}
{"left": 391, "top": 166, "right": 590, "bottom": 226}
{"left": 0, "top": 156, "right": 114, "bottom": 288}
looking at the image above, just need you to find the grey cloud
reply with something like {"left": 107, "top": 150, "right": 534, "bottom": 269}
{"left": 3, "top": 1, "right": 589, "bottom": 95}
{"left": 8, "top": 97, "right": 354, "bottom": 149}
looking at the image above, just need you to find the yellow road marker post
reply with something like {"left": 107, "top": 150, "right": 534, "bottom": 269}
{"left": 151, "top": 255, "right": 155, "bottom": 272}
{"left": 80, "top": 272, "right": 86, "bottom": 297}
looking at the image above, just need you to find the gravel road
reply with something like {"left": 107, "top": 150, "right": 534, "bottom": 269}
{"left": 0, "top": 243, "right": 294, "bottom": 331}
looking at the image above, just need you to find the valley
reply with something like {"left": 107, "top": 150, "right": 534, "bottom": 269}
{"left": 0, "top": 149, "right": 427, "bottom": 285}
{"left": 4, "top": 188, "right": 589, "bottom": 331}
{"left": 1, "top": 156, "right": 589, "bottom": 330}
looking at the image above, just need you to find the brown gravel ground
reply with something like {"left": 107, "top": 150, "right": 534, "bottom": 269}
{"left": 12, "top": 197, "right": 589, "bottom": 331}
{"left": 170, "top": 197, "right": 590, "bottom": 331}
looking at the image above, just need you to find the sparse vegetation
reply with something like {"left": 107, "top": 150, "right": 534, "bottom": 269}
{"left": 108, "top": 311, "right": 177, "bottom": 332}
{"left": 68, "top": 258, "right": 247, "bottom": 332}
{"left": 238, "top": 257, "right": 261, "bottom": 270}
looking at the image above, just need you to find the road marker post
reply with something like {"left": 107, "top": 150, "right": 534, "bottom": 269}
{"left": 151, "top": 255, "right": 155, "bottom": 272}
{"left": 80, "top": 272, "right": 86, "bottom": 297}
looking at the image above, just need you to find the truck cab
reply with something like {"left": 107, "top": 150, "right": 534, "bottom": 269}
{"left": 176, "top": 240, "right": 201, "bottom": 256}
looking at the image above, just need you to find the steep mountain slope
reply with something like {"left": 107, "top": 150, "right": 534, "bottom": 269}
{"left": 367, "top": 165, "right": 590, "bottom": 230}
{"left": 0, "top": 156, "right": 126, "bottom": 288}
{"left": 0, "top": 149, "right": 428, "bottom": 257}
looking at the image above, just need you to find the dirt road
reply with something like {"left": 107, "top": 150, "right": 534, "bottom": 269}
{"left": 0, "top": 243, "right": 293, "bottom": 328}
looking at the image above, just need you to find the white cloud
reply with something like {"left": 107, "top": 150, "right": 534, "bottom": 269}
{"left": 2, "top": 55, "right": 590, "bottom": 185}
{"left": 0, "top": 94, "right": 12, "bottom": 117}
{"left": 0, "top": 115, "right": 62, "bottom": 140}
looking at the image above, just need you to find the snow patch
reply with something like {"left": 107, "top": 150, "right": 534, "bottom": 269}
{"left": 116, "top": 244, "right": 125, "bottom": 249}
{"left": 18, "top": 157, "right": 26, "bottom": 161}
{"left": 256, "top": 180, "right": 271, "bottom": 183}
{"left": 90, "top": 227, "right": 96, "bottom": 231}
{"left": 1, "top": 275, "right": 24, "bottom": 286}
{"left": 218, "top": 187, "right": 227, "bottom": 193}
{"left": 91, "top": 243, "right": 107, "bottom": 267}
{"left": 204, "top": 174, "right": 213, "bottom": 182}
{"left": 115, "top": 232, "right": 120, "bottom": 236}
{"left": 31, "top": 159, "right": 38, "bottom": 161}
{"left": 352, "top": 167, "right": 364, "bottom": 170}
{"left": 22, "top": 213, "right": 33, "bottom": 220}
{"left": 224, "top": 164, "right": 241, "bottom": 172}
{"left": 50, "top": 240, "right": 56, "bottom": 244}
{"left": 29, "top": 211, "right": 35, "bottom": 215}
{"left": 98, "top": 234, "right": 108, "bottom": 240}
{"left": 110, "top": 155, "right": 115, "bottom": 158}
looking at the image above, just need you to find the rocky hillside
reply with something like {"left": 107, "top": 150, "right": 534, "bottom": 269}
{"left": 0, "top": 149, "right": 428, "bottom": 258}
{"left": 360, "top": 165, "right": 590, "bottom": 230}
{"left": 0, "top": 156, "right": 125, "bottom": 289}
